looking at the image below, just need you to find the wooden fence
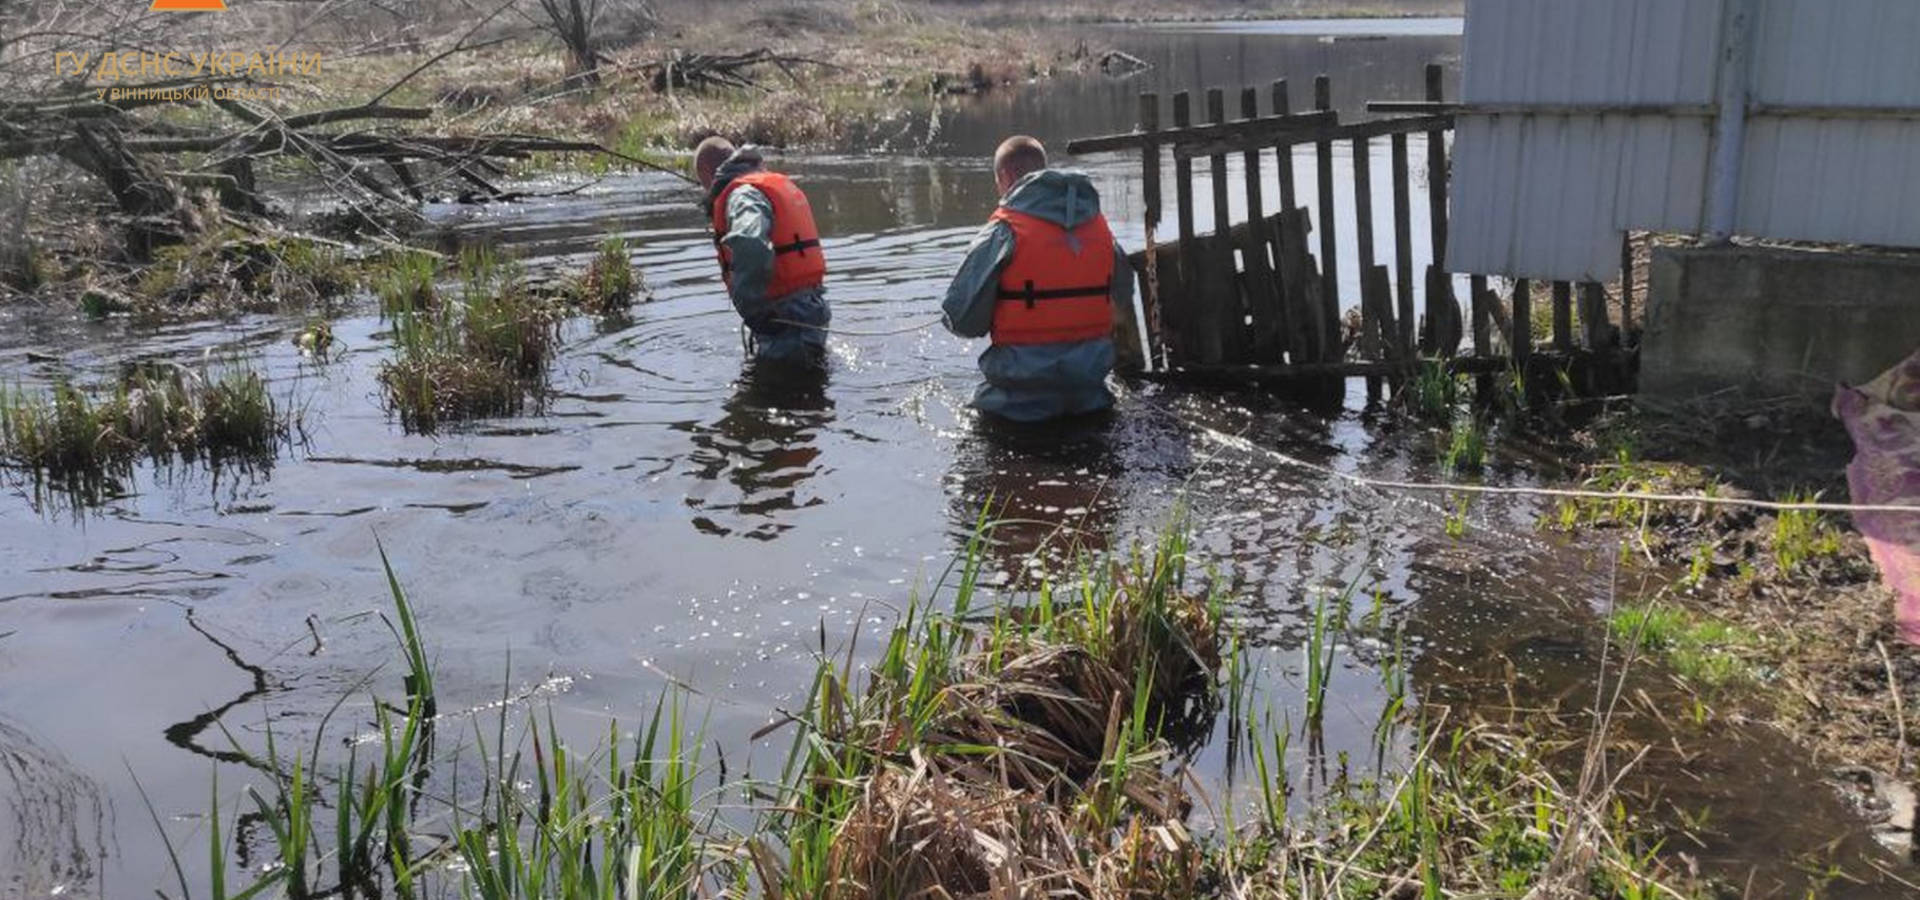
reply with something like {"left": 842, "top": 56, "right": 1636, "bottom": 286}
{"left": 1067, "top": 64, "right": 1637, "bottom": 408}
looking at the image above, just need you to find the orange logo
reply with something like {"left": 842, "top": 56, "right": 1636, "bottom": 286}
{"left": 152, "top": 0, "right": 227, "bottom": 9}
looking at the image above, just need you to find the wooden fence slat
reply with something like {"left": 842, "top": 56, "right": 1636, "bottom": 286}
{"left": 1551, "top": 281, "right": 1573, "bottom": 351}
{"left": 1512, "top": 278, "right": 1532, "bottom": 366}
{"left": 1206, "top": 88, "right": 1238, "bottom": 364}
{"left": 1313, "top": 75, "right": 1341, "bottom": 360}
{"left": 1272, "top": 80, "right": 1298, "bottom": 213}
{"left": 1578, "top": 281, "right": 1609, "bottom": 349}
{"left": 1470, "top": 273, "right": 1493, "bottom": 401}
{"left": 1240, "top": 87, "right": 1284, "bottom": 360}
{"left": 1620, "top": 231, "right": 1635, "bottom": 340}
{"left": 1139, "top": 93, "right": 1163, "bottom": 369}
{"left": 1423, "top": 64, "right": 1450, "bottom": 353}
{"left": 1277, "top": 208, "right": 1324, "bottom": 365}
{"left": 1172, "top": 91, "right": 1196, "bottom": 363}
{"left": 1352, "top": 132, "right": 1386, "bottom": 402}
{"left": 1390, "top": 132, "right": 1416, "bottom": 357}
{"left": 1362, "top": 265, "right": 1395, "bottom": 394}
{"left": 1470, "top": 274, "right": 1491, "bottom": 357}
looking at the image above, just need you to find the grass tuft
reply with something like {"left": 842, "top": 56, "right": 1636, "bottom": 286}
{"left": 566, "top": 236, "right": 644, "bottom": 316}
{"left": 134, "top": 227, "right": 356, "bottom": 313}
{"left": 1609, "top": 601, "right": 1762, "bottom": 687}
{"left": 376, "top": 247, "right": 561, "bottom": 432}
{"left": 1772, "top": 490, "right": 1844, "bottom": 575}
{"left": 0, "top": 362, "right": 293, "bottom": 501}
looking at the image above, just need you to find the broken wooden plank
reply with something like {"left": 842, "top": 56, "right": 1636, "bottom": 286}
{"left": 1241, "top": 86, "right": 1284, "bottom": 360}
{"left": 1172, "top": 114, "right": 1455, "bottom": 160}
{"left": 1064, "top": 110, "right": 1336, "bottom": 155}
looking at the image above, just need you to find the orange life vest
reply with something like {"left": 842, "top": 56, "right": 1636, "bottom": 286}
{"left": 711, "top": 171, "right": 827, "bottom": 300}
{"left": 989, "top": 207, "right": 1115, "bottom": 346}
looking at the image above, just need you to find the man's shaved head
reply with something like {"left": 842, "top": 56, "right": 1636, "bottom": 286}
{"left": 993, "top": 136, "right": 1047, "bottom": 195}
{"left": 694, "top": 136, "right": 737, "bottom": 190}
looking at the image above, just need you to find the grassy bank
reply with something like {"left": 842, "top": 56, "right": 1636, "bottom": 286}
{"left": 170, "top": 522, "right": 1703, "bottom": 899}
{"left": 1546, "top": 403, "right": 1908, "bottom": 780}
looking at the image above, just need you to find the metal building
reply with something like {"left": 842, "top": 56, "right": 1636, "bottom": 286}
{"left": 1447, "top": 0, "right": 1920, "bottom": 283}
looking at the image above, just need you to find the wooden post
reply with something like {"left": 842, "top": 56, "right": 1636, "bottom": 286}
{"left": 1314, "top": 75, "right": 1341, "bottom": 360}
{"left": 1470, "top": 273, "right": 1492, "bottom": 402}
{"left": 1470, "top": 274, "right": 1491, "bottom": 357}
{"left": 1241, "top": 87, "right": 1284, "bottom": 360}
{"left": 1512, "top": 278, "right": 1532, "bottom": 366}
{"left": 1620, "top": 231, "right": 1635, "bottom": 341}
{"left": 1578, "top": 281, "right": 1609, "bottom": 349}
{"left": 1423, "top": 64, "right": 1450, "bottom": 351}
{"left": 1172, "top": 91, "right": 1197, "bottom": 363}
{"left": 1390, "top": 132, "right": 1416, "bottom": 357}
{"left": 1352, "top": 131, "right": 1384, "bottom": 402}
{"left": 1206, "top": 88, "right": 1238, "bottom": 364}
{"left": 1551, "top": 281, "right": 1573, "bottom": 352}
{"left": 1273, "top": 79, "right": 1298, "bottom": 212}
{"left": 1137, "top": 94, "right": 1163, "bottom": 369}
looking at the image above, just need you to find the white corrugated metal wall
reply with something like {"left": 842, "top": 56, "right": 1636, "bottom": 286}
{"left": 1448, "top": 0, "right": 1920, "bottom": 282}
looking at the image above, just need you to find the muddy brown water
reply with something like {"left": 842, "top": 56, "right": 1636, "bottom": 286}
{"left": 0, "top": 19, "right": 1910, "bottom": 899}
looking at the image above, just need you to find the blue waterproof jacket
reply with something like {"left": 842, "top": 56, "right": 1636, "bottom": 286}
{"left": 942, "top": 169, "right": 1133, "bottom": 422}
{"left": 708, "top": 148, "right": 831, "bottom": 365}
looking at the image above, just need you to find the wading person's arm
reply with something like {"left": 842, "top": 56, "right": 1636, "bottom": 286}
{"left": 721, "top": 186, "right": 777, "bottom": 325}
{"left": 942, "top": 220, "right": 1014, "bottom": 338}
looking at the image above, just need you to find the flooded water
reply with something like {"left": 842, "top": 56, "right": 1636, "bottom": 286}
{"left": 0, "top": 18, "right": 1909, "bottom": 900}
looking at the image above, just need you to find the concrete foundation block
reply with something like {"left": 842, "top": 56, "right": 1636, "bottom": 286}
{"left": 1642, "top": 244, "right": 1920, "bottom": 403}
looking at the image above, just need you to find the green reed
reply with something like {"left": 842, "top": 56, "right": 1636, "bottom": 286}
{"left": 160, "top": 518, "right": 1707, "bottom": 900}
{"left": 0, "top": 361, "right": 292, "bottom": 502}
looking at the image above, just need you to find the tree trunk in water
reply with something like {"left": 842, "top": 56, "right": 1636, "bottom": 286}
{"left": 56, "top": 125, "right": 189, "bottom": 258}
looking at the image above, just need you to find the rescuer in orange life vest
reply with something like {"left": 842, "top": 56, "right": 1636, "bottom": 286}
{"left": 941, "top": 136, "right": 1133, "bottom": 422}
{"left": 695, "top": 137, "right": 831, "bottom": 365}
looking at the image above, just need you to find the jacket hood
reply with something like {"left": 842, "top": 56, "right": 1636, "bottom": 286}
{"left": 705, "top": 146, "right": 767, "bottom": 213}
{"left": 1000, "top": 169, "right": 1102, "bottom": 228}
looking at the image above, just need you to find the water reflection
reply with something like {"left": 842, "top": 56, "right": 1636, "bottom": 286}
{"left": 677, "top": 360, "right": 835, "bottom": 541}
{"left": 946, "top": 413, "right": 1126, "bottom": 581}
{"left": 0, "top": 716, "right": 107, "bottom": 900}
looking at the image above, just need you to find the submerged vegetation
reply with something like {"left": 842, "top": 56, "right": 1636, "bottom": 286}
{"left": 0, "top": 361, "right": 294, "bottom": 500}
{"left": 173, "top": 523, "right": 1707, "bottom": 899}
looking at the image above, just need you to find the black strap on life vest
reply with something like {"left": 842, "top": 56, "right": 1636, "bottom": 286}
{"left": 716, "top": 234, "right": 819, "bottom": 272}
{"left": 774, "top": 233, "right": 821, "bottom": 256}
{"left": 996, "top": 279, "right": 1111, "bottom": 309}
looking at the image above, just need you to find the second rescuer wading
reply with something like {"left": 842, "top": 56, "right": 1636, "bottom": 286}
{"left": 696, "top": 137, "right": 832, "bottom": 366}
{"left": 942, "top": 136, "right": 1133, "bottom": 423}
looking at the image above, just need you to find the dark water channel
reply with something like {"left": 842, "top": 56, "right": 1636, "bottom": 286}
{"left": 0, "top": 18, "right": 1910, "bottom": 899}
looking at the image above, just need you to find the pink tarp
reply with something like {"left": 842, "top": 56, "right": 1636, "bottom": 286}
{"left": 1834, "top": 350, "right": 1920, "bottom": 645}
